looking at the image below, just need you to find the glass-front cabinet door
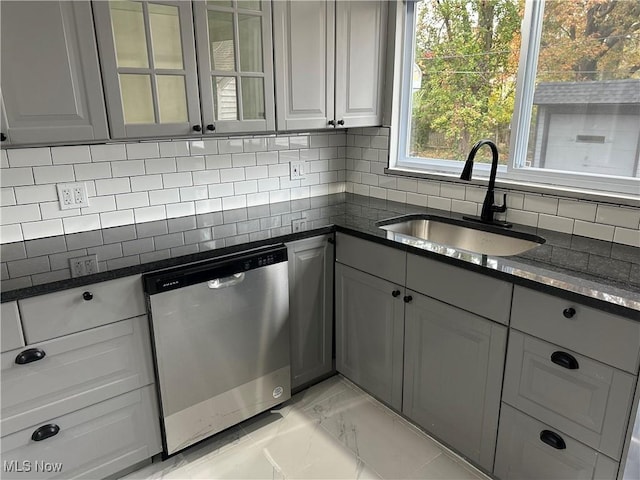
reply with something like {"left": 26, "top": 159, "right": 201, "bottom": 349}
{"left": 94, "top": 0, "right": 201, "bottom": 138}
{"left": 193, "top": 0, "right": 275, "bottom": 133}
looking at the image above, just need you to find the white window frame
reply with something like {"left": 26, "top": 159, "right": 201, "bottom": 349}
{"left": 389, "top": 0, "right": 640, "bottom": 197}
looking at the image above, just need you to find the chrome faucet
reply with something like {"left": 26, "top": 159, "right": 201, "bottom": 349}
{"left": 459, "top": 139, "right": 511, "bottom": 227}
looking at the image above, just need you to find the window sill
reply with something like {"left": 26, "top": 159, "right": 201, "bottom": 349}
{"left": 384, "top": 167, "right": 640, "bottom": 208}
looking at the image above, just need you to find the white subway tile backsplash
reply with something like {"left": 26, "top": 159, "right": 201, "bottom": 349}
{"left": 0, "top": 224, "right": 23, "bottom": 243}
{"left": 440, "top": 183, "right": 466, "bottom": 200}
{"left": 218, "top": 139, "right": 244, "bottom": 154}
{"left": 361, "top": 173, "right": 378, "bottom": 186}
{"left": 40, "top": 201, "right": 80, "bottom": 219}
{"left": 1, "top": 167, "right": 34, "bottom": 187}
{"left": 51, "top": 146, "right": 91, "bottom": 165}
{"left": 179, "top": 186, "right": 208, "bottom": 201}
{"left": 309, "top": 184, "right": 329, "bottom": 197}
{"left": 63, "top": 214, "right": 100, "bottom": 234}
{"left": 268, "top": 164, "right": 289, "bottom": 178}
{"left": 208, "top": 183, "right": 234, "bottom": 198}
{"left": 417, "top": 180, "right": 440, "bottom": 196}
{"left": 309, "top": 135, "right": 329, "bottom": 148}
{"left": 80, "top": 195, "right": 117, "bottom": 215}
{"left": 320, "top": 171, "right": 338, "bottom": 184}
{"left": 557, "top": 199, "right": 596, "bottom": 222}
{"left": 464, "top": 186, "right": 485, "bottom": 203}
{"left": 223, "top": 195, "right": 247, "bottom": 210}
{"left": 1, "top": 188, "right": 16, "bottom": 206}
{"left": 407, "top": 192, "right": 428, "bottom": 207}
{"left": 613, "top": 227, "right": 640, "bottom": 248}
{"left": 300, "top": 173, "right": 320, "bottom": 186}
{"left": 387, "top": 189, "right": 407, "bottom": 204}
{"left": 258, "top": 177, "right": 279, "bottom": 192}
{"left": 177, "top": 155, "right": 205, "bottom": 172}
{"left": 537, "top": 214, "right": 574, "bottom": 234}
{"left": 370, "top": 186, "right": 387, "bottom": 199}
{"left": 220, "top": 168, "right": 245, "bottom": 183}
{"left": 111, "top": 160, "right": 145, "bottom": 177}
{"left": 189, "top": 139, "right": 217, "bottom": 155}
{"left": 573, "top": 220, "right": 615, "bottom": 242}
{"left": 100, "top": 209, "right": 134, "bottom": 228}
{"left": 379, "top": 176, "right": 396, "bottom": 189}
{"left": 8, "top": 148, "right": 52, "bottom": 167}
{"left": 268, "top": 137, "right": 290, "bottom": 150}
{"left": 523, "top": 194, "right": 558, "bottom": 215}
{"left": 90, "top": 144, "right": 127, "bottom": 162}
{"left": 195, "top": 198, "right": 222, "bottom": 214}
{"left": 397, "top": 178, "right": 418, "bottom": 193}
{"left": 1, "top": 150, "right": 8, "bottom": 168}
{"left": 506, "top": 209, "right": 539, "bottom": 227}
{"left": 245, "top": 166, "right": 269, "bottom": 180}
{"left": 504, "top": 192, "right": 524, "bottom": 210}
{"left": 162, "top": 172, "right": 192, "bottom": 188}
{"left": 33, "top": 165, "right": 74, "bottom": 184}
{"left": 290, "top": 136, "right": 310, "bottom": 149}
{"left": 130, "top": 174, "right": 163, "bottom": 192}
{"left": 270, "top": 189, "right": 290, "bottom": 203}
{"left": 234, "top": 180, "right": 258, "bottom": 195}
{"left": 243, "top": 138, "right": 268, "bottom": 152}
{"left": 22, "top": 219, "right": 64, "bottom": 240}
{"left": 149, "top": 188, "right": 180, "bottom": 206}
{"left": 193, "top": 170, "right": 221, "bottom": 185}
{"left": 596, "top": 205, "right": 640, "bottom": 229}
{"left": 134, "top": 205, "right": 166, "bottom": 223}
{"left": 451, "top": 199, "right": 477, "bottom": 215}
{"left": 116, "top": 192, "right": 149, "bottom": 210}
{"left": 278, "top": 150, "right": 299, "bottom": 163}
{"left": 74, "top": 162, "right": 112, "bottom": 180}
{"left": 14, "top": 185, "right": 57, "bottom": 204}
{"left": 126, "top": 142, "right": 159, "bottom": 159}
{"left": 257, "top": 151, "right": 279, "bottom": 165}
{"left": 231, "top": 153, "right": 256, "bottom": 167}
{"left": 300, "top": 149, "right": 320, "bottom": 161}
{"left": 159, "top": 141, "right": 190, "bottom": 158}
{"left": 1, "top": 204, "right": 41, "bottom": 224}
{"left": 329, "top": 158, "right": 346, "bottom": 171}
{"left": 95, "top": 177, "right": 131, "bottom": 196}
{"left": 145, "top": 157, "right": 177, "bottom": 174}
{"left": 427, "top": 196, "right": 451, "bottom": 212}
{"left": 205, "top": 154, "right": 232, "bottom": 169}
{"left": 371, "top": 136, "right": 389, "bottom": 149}
{"left": 166, "top": 202, "right": 195, "bottom": 218}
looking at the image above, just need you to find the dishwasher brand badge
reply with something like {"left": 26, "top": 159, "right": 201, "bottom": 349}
{"left": 272, "top": 386, "right": 284, "bottom": 399}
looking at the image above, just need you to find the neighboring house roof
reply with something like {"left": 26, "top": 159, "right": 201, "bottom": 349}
{"left": 533, "top": 79, "right": 640, "bottom": 105}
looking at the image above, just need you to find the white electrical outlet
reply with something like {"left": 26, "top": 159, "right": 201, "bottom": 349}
{"left": 57, "top": 182, "right": 90, "bottom": 210}
{"left": 292, "top": 217, "right": 307, "bottom": 232}
{"left": 69, "top": 254, "right": 99, "bottom": 278}
{"left": 290, "top": 162, "right": 306, "bottom": 179}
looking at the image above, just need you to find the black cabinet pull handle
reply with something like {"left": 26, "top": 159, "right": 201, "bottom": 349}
{"left": 206, "top": 124, "right": 215, "bottom": 132}
{"left": 540, "top": 430, "right": 566, "bottom": 450}
{"left": 403, "top": 295, "right": 413, "bottom": 303}
{"left": 15, "top": 348, "right": 46, "bottom": 365}
{"left": 392, "top": 290, "right": 401, "bottom": 297}
{"left": 563, "top": 307, "right": 576, "bottom": 318}
{"left": 337, "top": 119, "right": 345, "bottom": 126}
{"left": 551, "top": 351, "right": 579, "bottom": 370}
{"left": 31, "top": 424, "right": 60, "bottom": 442}
{"left": 328, "top": 120, "right": 336, "bottom": 126}
{"left": 192, "top": 125, "right": 202, "bottom": 132}
{"left": 82, "top": 291, "right": 93, "bottom": 301}
{"left": 0, "top": 133, "right": 6, "bottom": 141}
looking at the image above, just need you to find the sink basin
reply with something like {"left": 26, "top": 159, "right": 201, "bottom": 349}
{"left": 376, "top": 214, "right": 545, "bottom": 256}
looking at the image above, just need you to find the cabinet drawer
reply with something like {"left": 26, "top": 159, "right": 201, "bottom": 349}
{"left": 1, "top": 302, "right": 25, "bottom": 353}
{"left": 503, "top": 331, "right": 635, "bottom": 459}
{"left": 335, "top": 233, "right": 406, "bottom": 285}
{"left": 1, "top": 385, "right": 161, "bottom": 480}
{"left": 494, "top": 404, "right": 618, "bottom": 480}
{"left": 18, "top": 275, "right": 145, "bottom": 343}
{"left": 511, "top": 286, "right": 640, "bottom": 373}
{"left": 406, "top": 253, "right": 512, "bottom": 324}
{"left": 1, "top": 316, "right": 154, "bottom": 436}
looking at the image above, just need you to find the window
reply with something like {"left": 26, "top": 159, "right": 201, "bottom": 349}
{"left": 393, "top": 0, "right": 640, "bottom": 195}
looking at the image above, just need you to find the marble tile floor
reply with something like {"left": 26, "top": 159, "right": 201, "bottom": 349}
{"left": 122, "top": 375, "right": 491, "bottom": 480}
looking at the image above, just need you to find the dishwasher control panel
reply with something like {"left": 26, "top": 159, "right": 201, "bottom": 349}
{"left": 143, "top": 244, "right": 287, "bottom": 295}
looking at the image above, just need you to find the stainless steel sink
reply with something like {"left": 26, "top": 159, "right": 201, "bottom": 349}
{"left": 377, "top": 215, "right": 545, "bottom": 256}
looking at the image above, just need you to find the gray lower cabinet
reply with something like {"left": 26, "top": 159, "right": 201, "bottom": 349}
{"left": 335, "top": 263, "right": 404, "bottom": 410}
{"left": 402, "top": 291, "right": 507, "bottom": 472}
{"left": 0, "top": 0, "right": 108, "bottom": 145}
{"left": 494, "top": 404, "right": 619, "bottom": 480}
{"left": 287, "top": 235, "right": 334, "bottom": 390}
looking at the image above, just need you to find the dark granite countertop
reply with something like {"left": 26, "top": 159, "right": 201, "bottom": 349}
{"left": 2, "top": 193, "right": 639, "bottom": 320}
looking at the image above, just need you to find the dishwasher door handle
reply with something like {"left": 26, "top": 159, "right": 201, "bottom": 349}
{"left": 207, "top": 272, "right": 245, "bottom": 289}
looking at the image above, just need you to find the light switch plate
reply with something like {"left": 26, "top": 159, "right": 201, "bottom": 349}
{"left": 57, "top": 182, "right": 89, "bottom": 210}
{"left": 290, "top": 162, "right": 306, "bottom": 179}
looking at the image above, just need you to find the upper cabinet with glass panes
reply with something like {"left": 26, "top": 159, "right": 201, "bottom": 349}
{"left": 93, "top": 0, "right": 274, "bottom": 139}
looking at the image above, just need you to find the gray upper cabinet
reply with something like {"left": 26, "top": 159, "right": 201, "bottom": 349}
{"left": 273, "top": 0, "right": 386, "bottom": 131}
{"left": 0, "top": 1, "right": 108, "bottom": 145}
{"left": 402, "top": 291, "right": 507, "bottom": 472}
{"left": 335, "top": 263, "right": 404, "bottom": 410}
{"left": 287, "top": 235, "right": 334, "bottom": 390}
{"left": 93, "top": 0, "right": 275, "bottom": 139}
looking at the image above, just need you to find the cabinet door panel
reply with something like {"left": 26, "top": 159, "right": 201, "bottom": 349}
{"left": 93, "top": 0, "right": 201, "bottom": 139}
{"left": 494, "top": 404, "right": 619, "bottom": 480}
{"left": 336, "top": 263, "right": 404, "bottom": 410}
{"left": 273, "top": 0, "right": 334, "bottom": 130}
{"left": 503, "top": 331, "right": 635, "bottom": 460}
{"left": 403, "top": 291, "right": 506, "bottom": 471}
{"left": 287, "top": 235, "right": 334, "bottom": 389}
{"left": 0, "top": 1, "right": 108, "bottom": 144}
{"left": 334, "top": 0, "right": 387, "bottom": 128}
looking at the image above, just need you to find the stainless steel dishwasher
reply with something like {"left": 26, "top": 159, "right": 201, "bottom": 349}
{"left": 143, "top": 244, "right": 290, "bottom": 456}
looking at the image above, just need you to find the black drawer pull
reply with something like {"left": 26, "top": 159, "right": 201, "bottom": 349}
{"left": 15, "top": 348, "right": 46, "bottom": 365}
{"left": 551, "top": 351, "right": 579, "bottom": 370}
{"left": 403, "top": 295, "right": 413, "bottom": 303}
{"left": 563, "top": 307, "right": 576, "bottom": 318}
{"left": 82, "top": 291, "right": 93, "bottom": 301}
{"left": 31, "top": 424, "right": 60, "bottom": 442}
{"left": 540, "top": 429, "right": 566, "bottom": 450}
{"left": 392, "top": 290, "right": 401, "bottom": 297}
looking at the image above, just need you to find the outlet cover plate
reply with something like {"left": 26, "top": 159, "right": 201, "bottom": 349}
{"left": 69, "top": 254, "right": 99, "bottom": 278}
{"left": 292, "top": 217, "right": 307, "bottom": 233}
{"left": 57, "top": 182, "right": 90, "bottom": 210}
{"left": 290, "top": 162, "right": 306, "bottom": 180}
